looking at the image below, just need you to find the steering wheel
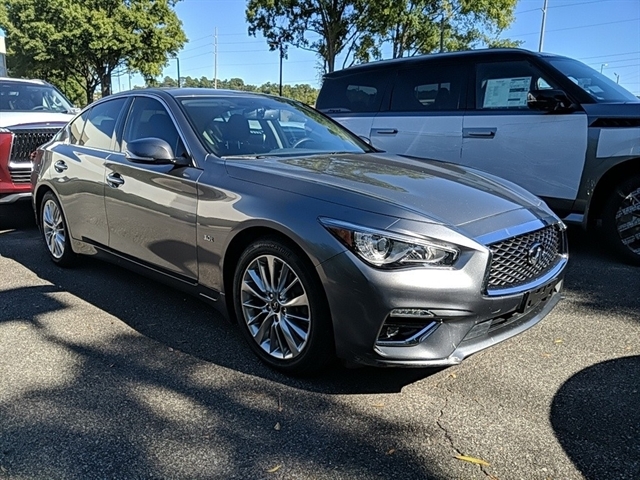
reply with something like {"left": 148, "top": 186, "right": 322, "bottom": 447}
{"left": 31, "top": 106, "right": 47, "bottom": 111}
{"left": 292, "top": 137, "right": 314, "bottom": 148}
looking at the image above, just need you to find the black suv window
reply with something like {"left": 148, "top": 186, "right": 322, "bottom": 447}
{"left": 122, "top": 96, "right": 186, "bottom": 156}
{"left": 475, "top": 60, "right": 559, "bottom": 110}
{"left": 82, "top": 98, "right": 127, "bottom": 150}
{"left": 316, "top": 70, "right": 391, "bottom": 113}
{"left": 391, "top": 63, "right": 465, "bottom": 112}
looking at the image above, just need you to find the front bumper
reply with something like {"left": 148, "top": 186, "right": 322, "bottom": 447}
{"left": 318, "top": 245, "right": 567, "bottom": 368}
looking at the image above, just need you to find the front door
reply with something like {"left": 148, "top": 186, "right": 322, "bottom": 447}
{"left": 461, "top": 60, "right": 588, "bottom": 202}
{"left": 104, "top": 96, "right": 202, "bottom": 281}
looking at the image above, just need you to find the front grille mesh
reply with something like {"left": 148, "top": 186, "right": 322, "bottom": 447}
{"left": 487, "top": 225, "right": 564, "bottom": 291}
{"left": 9, "top": 128, "right": 59, "bottom": 163}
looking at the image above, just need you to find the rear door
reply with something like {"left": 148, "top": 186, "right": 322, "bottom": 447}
{"left": 461, "top": 59, "right": 588, "bottom": 202}
{"left": 50, "top": 97, "right": 128, "bottom": 246}
{"left": 370, "top": 61, "right": 467, "bottom": 162}
{"left": 104, "top": 95, "right": 202, "bottom": 281}
{"left": 316, "top": 69, "right": 391, "bottom": 138}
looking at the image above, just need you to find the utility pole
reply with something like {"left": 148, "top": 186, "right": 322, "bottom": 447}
{"left": 615, "top": 72, "right": 620, "bottom": 84}
{"left": 279, "top": 43, "right": 284, "bottom": 96}
{"left": 214, "top": 27, "right": 218, "bottom": 89}
{"left": 538, "top": 0, "right": 548, "bottom": 52}
{"left": 439, "top": 14, "right": 445, "bottom": 53}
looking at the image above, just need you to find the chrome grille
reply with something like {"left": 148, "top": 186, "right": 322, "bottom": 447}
{"left": 9, "top": 128, "right": 59, "bottom": 163}
{"left": 487, "top": 225, "right": 564, "bottom": 291}
{"left": 9, "top": 168, "right": 32, "bottom": 184}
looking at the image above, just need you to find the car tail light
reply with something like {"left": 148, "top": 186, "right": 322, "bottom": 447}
{"left": 0, "top": 129, "right": 15, "bottom": 184}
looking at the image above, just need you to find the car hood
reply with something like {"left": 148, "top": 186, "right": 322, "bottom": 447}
{"left": 0, "top": 111, "right": 74, "bottom": 128}
{"left": 225, "top": 153, "right": 551, "bottom": 227}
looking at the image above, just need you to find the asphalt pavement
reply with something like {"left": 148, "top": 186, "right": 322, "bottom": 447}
{"left": 1, "top": 201, "right": 639, "bottom": 480}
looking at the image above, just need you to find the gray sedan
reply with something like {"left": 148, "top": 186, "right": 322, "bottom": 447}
{"left": 32, "top": 89, "right": 567, "bottom": 374}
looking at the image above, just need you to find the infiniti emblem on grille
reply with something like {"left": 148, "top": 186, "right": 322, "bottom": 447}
{"left": 528, "top": 242, "right": 544, "bottom": 266}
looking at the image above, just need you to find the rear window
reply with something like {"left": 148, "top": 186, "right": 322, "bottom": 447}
{"left": 316, "top": 70, "right": 390, "bottom": 114}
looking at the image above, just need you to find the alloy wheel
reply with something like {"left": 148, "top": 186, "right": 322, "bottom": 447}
{"left": 240, "top": 254, "right": 311, "bottom": 360}
{"left": 42, "top": 199, "right": 66, "bottom": 259}
{"left": 615, "top": 186, "right": 640, "bottom": 255}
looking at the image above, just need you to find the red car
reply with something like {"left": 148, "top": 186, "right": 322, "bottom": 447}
{"left": 0, "top": 77, "right": 75, "bottom": 204}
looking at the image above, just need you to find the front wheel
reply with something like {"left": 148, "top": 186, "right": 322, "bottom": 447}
{"left": 40, "top": 191, "right": 77, "bottom": 267}
{"left": 233, "top": 237, "right": 334, "bottom": 375}
{"left": 602, "top": 175, "right": 640, "bottom": 265}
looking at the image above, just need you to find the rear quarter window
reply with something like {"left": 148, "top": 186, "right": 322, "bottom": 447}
{"left": 317, "top": 70, "right": 390, "bottom": 114}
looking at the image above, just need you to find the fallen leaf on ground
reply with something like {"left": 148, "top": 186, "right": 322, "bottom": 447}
{"left": 274, "top": 422, "right": 281, "bottom": 431}
{"left": 372, "top": 403, "right": 385, "bottom": 409}
{"left": 448, "top": 372, "right": 457, "bottom": 379}
{"left": 386, "top": 448, "right": 396, "bottom": 455}
{"left": 554, "top": 339, "right": 563, "bottom": 344}
{"left": 266, "top": 465, "right": 282, "bottom": 473}
{"left": 454, "top": 454, "right": 490, "bottom": 466}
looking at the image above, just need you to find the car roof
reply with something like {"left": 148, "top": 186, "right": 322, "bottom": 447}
{"left": 323, "top": 48, "right": 569, "bottom": 77}
{"left": 0, "top": 77, "right": 50, "bottom": 86}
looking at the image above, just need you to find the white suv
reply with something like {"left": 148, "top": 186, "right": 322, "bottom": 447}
{"left": 317, "top": 49, "right": 640, "bottom": 264}
{"left": 0, "top": 77, "right": 76, "bottom": 204}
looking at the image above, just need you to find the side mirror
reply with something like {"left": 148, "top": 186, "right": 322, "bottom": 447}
{"left": 125, "top": 137, "right": 189, "bottom": 166}
{"left": 527, "top": 89, "right": 573, "bottom": 112}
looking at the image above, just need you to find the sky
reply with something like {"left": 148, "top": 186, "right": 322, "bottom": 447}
{"left": 133, "top": 0, "right": 640, "bottom": 95}
{"left": 3, "top": 0, "right": 639, "bottom": 95}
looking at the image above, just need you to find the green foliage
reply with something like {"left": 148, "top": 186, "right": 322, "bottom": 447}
{"left": 355, "top": 0, "right": 522, "bottom": 60}
{"left": 153, "top": 75, "right": 319, "bottom": 105}
{"left": 246, "top": 0, "right": 364, "bottom": 73}
{"left": 0, "top": 0, "right": 186, "bottom": 105}
{"left": 245, "top": 0, "right": 520, "bottom": 71}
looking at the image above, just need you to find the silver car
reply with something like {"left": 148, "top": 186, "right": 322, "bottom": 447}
{"left": 32, "top": 89, "right": 568, "bottom": 374}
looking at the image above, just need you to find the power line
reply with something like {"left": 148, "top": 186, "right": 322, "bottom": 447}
{"left": 518, "top": 0, "right": 613, "bottom": 14}
{"left": 511, "top": 17, "right": 640, "bottom": 37}
{"left": 579, "top": 50, "right": 640, "bottom": 61}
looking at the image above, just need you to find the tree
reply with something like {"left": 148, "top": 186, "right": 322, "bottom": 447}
{"left": 246, "top": 0, "right": 366, "bottom": 73}
{"left": 0, "top": 0, "right": 186, "bottom": 105}
{"left": 354, "top": 0, "right": 520, "bottom": 61}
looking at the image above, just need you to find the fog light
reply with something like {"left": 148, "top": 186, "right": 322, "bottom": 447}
{"left": 382, "top": 326, "right": 400, "bottom": 339}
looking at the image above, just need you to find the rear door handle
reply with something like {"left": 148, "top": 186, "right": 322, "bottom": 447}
{"left": 463, "top": 128, "right": 497, "bottom": 138}
{"left": 106, "top": 173, "right": 125, "bottom": 188}
{"left": 54, "top": 160, "right": 68, "bottom": 173}
{"left": 372, "top": 128, "right": 398, "bottom": 135}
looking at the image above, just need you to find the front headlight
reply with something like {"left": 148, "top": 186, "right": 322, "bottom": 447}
{"left": 320, "top": 219, "right": 459, "bottom": 268}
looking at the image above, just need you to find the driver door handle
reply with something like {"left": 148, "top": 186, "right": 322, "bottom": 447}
{"left": 54, "top": 160, "right": 68, "bottom": 173}
{"left": 463, "top": 128, "right": 497, "bottom": 138}
{"left": 372, "top": 128, "right": 398, "bottom": 135}
{"left": 106, "top": 172, "right": 125, "bottom": 188}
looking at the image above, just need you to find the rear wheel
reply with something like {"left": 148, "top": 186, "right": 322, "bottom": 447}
{"left": 41, "top": 191, "right": 76, "bottom": 267}
{"left": 602, "top": 176, "right": 640, "bottom": 265}
{"left": 233, "top": 237, "right": 334, "bottom": 375}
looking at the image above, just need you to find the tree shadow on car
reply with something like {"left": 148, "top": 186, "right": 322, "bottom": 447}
{"left": 0, "top": 228, "right": 439, "bottom": 395}
{"left": 550, "top": 355, "right": 640, "bottom": 479}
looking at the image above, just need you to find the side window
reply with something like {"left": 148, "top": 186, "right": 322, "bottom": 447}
{"left": 391, "top": 63, "right": 465, "bottom": 112}
{"left": 68, "top": 111, "right": 89, "bottom": 145}
{"left": 122, "top": 96, "right": 186, "bottom": 157}
{"left": 475, "top": 61, "right": 559, "bottom": 110}
{"left": 82, "top": 98, "right": 127, "bottom": 150}
{"left": 316, "top": 70, "right": 390, "bottom": 113}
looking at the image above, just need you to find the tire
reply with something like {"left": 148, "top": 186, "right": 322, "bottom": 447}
{"left": 40, "top": 191, "right": 77, "bottom": 267}
{"left": 602, "top": 175, "right": 640, "bottom": 266}
{"left": 232, "top": 237, "right": 334, "bottom": 375}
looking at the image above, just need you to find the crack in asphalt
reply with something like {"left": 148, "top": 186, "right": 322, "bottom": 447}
{"left": 436, "top": 390, "right": 496, "bottom": 479}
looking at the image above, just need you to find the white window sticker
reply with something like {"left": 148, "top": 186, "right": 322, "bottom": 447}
{"left": 483, "top": 77, "right": 531, "bottom": 108}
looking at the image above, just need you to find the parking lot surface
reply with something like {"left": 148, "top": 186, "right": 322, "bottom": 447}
{"left": 1, "top": 202, "right": 639, "bottom": 479}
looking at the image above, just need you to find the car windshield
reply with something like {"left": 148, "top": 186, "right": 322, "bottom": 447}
{"left": 547, "top": 57, "right": 640, "bottom": 103}
{"left": 0, "top": 81, "right": 75, "bottom": 112}
{"left": 177, "top": 94, "right": 373, "bottom": 158}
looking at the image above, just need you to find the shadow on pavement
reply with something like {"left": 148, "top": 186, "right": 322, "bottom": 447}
{"left": 563, "top": 227, "right": 640, "bottom": 320}
{"left": 550, "top": 356, "right": 640, "bottom": 479}
{"left": 0, "top": 224, "right": 438, "bottom": 395}
{"left": 0, "top": 201, "right": 36, "bottom": 230}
